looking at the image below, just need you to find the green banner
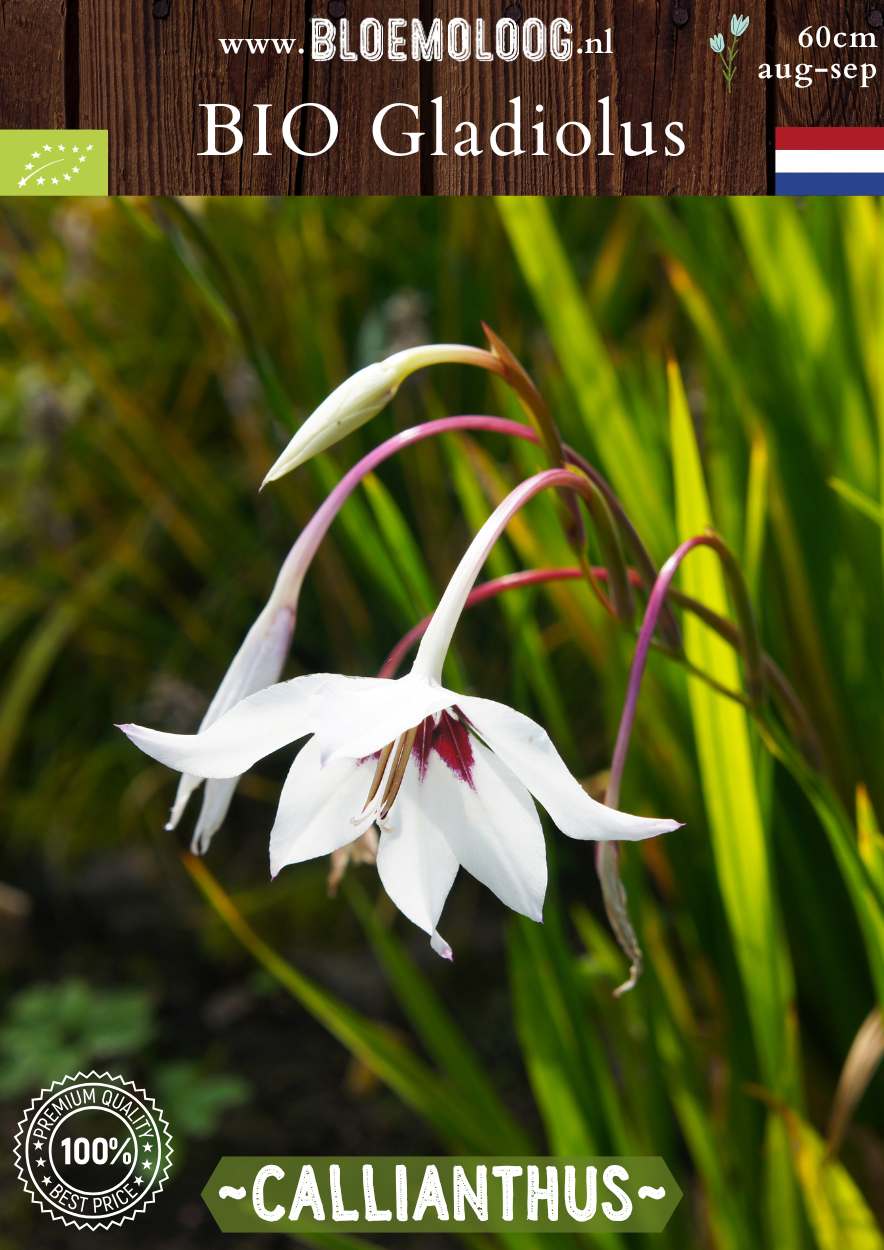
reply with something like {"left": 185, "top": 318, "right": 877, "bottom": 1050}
{"left": 203, "top": 1156, "right": 682, "bottom": 1233}
{"left": 0, "top": 131, "right": 108, "bottom": 196}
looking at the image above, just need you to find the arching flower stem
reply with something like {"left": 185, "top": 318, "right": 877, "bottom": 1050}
{"left": 379, "top": 567, "right": 587, "bottom": 678}
{"left": 599, "top": 531, "right": 766, "bottom": 998}
{"left": 411, "top": 469, "right": 632, "bottom": 682}
{"left": 608, "top": 531, "right": 764, "bottom": 809}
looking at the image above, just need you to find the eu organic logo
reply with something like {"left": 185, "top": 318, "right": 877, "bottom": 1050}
{"left": 1, "top": 130, "right": 108, "bottom": 195}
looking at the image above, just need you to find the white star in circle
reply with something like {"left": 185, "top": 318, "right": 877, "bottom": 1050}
{"left": 42, "top": 1176, "right": 51, "bottom": 1185}
{"left": 143, "top": 1159, "right": 151, "bottom": 1170}
{"left": 135, "top": 1176, "right": 144, "bottom": 1186}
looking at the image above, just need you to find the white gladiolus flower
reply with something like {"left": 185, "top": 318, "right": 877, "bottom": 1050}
{"left": 119, "top": 671, "right": 678, "bottom": 957}
{"left": 261, "top": 344, "right": 498, "bottom": 486}
{"left": 119, "top": 473, "right": 680, "bottom": 956}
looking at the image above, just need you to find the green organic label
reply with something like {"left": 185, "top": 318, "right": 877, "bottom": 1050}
{"left": 1, "top": 131, "right": 108, "bottom": 196}
{"left": 202, "top": 1156, "right": 682, "bottom": 1233}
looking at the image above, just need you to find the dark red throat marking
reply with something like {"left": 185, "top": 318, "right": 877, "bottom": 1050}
{"left": 413, "top": 709, "right": 476, "bottom": 787}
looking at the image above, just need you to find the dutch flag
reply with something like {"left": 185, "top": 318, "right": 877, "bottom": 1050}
{"left": 776, "top": 128, "right": 884, "bottom": 195}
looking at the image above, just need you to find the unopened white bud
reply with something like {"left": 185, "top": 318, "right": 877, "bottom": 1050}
{"left": 262, "top": 343, "right": 496, "bottom": 486}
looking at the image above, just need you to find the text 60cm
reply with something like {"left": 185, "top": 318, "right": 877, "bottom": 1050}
{"left": 798, "top": 26, "right": 877, "bottom": 49}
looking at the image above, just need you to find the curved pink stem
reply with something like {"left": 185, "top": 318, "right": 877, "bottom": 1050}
{"left": 598, "top": 535, "right": 718, "bottom": 998}
{"left": 412, "top": 468, "right": 630, "bottom": 679}
{"left": 607, "top": 534, "right": 736, "bottom": 807}
{"left": 379, "top": 565, "right": 646, "bottom": 678}
{"left": 379, "top": 568, "right": 582, "bottom": 678}
{"left": 271, "top": 416, "right": 533, "bottom": 602}
{"left": 269, "top": 415, "right": 673, "bottom": 643}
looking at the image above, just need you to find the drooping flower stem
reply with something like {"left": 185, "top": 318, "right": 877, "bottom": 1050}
{"left": 266, "top": 420, "right": 643, "bottom": 633}
{"left": 412, "top": 469, "right": 632, "bottom": 682}
{"left": 599, "top": 531, "right": 766, "bottom": 997}
{"left": 379, "top": 567, "right": 587, "bottom": 678}
{"left": 378, "top": 558, "right": 814, "bottom": 765}
{"left": 609, "top": 531, "right": 764, "bottom": 807}
{"left": 263, "top": 416, "right": 534, "bottom": 614}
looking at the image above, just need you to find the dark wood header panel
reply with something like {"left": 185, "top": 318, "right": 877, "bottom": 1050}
{"left": 1, "top": 0, "right": 881, "bottom": 193}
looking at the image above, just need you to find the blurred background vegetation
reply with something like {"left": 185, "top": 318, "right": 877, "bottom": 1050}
{"left": 0, "top": 196, "right": 882, "bottom": 1250}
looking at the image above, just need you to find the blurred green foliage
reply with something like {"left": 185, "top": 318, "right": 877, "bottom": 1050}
{"left": 153, "top": 1062, "right": 250, "bottom": 1140}
{"left": 1, "top": 197, "right": 882, "bottom": 1249}
{"left": 0, "top": 980, "right": 153, "bottom": 1096}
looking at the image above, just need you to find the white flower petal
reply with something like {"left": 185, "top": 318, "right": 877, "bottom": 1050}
{"left": 191, "top": 778, "right": 239, "bottom": 854}
{"left": 376, "top": 762, "right": 459, "bottom": 939}
{"left": 318, "top": 674, "right": 456, "bottom": 763}
{"left": 270, "top": 738, "right": 371, "bottom": 877}
{"left": 166, "top": 772, "right": 203, "bottom": 830}
{"left": 433, "top": 739, "right": 547, "bottom": 922}
{"left": 119, "top": 673, "right": 348, "bottom": 779}
{"left": 165, "top": 605, "right": 296, "bottom": 833}
{"left": 204, "top": 604, "right": 296, "bottom": 729}
{"left": 459, "top": 695, "right": 681, "bottom": 843}
{"left": 431, "top": 930, "right": 454, "bottom": 960}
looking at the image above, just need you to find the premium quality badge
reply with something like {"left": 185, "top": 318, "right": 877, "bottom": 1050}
{"left": 13, "top": 1071, "right": 173, "bottom": 1231}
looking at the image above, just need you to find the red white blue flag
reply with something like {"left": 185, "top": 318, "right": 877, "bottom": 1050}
{"left": 775, "top": 128, "right": 884, "bottom": 196}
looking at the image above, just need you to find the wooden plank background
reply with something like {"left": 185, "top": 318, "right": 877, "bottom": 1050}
{"left": 1, "top": 0, "right": 881, "bottom": 193}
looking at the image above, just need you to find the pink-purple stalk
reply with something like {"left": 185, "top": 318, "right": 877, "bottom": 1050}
{"left": 598, "top": 535, "right": 750, "bottom": 995}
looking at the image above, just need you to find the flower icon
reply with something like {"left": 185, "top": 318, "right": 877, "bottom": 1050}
{"left": 710, "top": 14, "right": 750, "bottom": 93}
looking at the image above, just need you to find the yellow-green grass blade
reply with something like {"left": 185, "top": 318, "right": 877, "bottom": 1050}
{"left": 765, "top": 727, "right": 884, "bottom": 1012}
{"left": 496, "top": 198, "right": 669, "bottom": 549}
{"left": 829, "top": 479, "right": 884, "bottom": 527}
{"left": 729, "top": 199, "right": 833, "bottom": 360}
{"left": 761, "top": 1101, "right": 884, "bottom": 1250}
{"left": 669, "top": 359, "right": 798, "bottom": 1098}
